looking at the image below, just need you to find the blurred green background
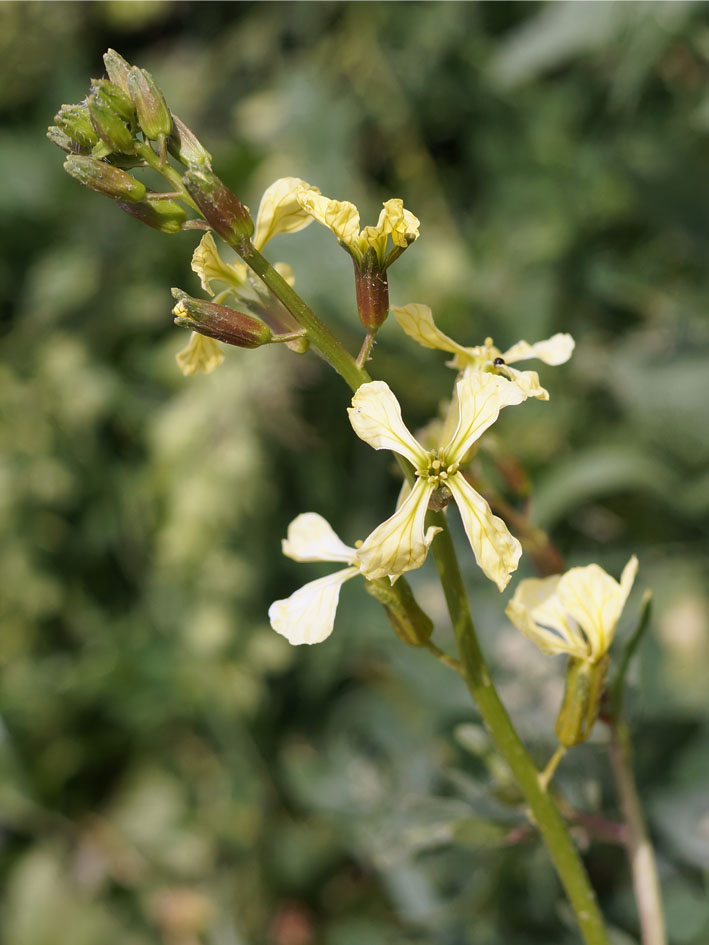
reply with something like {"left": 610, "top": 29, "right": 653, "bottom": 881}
{"left": 2, "top": 2, "right": 709, "bottom": 943}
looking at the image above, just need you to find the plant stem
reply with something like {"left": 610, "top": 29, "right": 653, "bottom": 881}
{"left": 239, "top": 243, "right": 367, "bottom": 391}
{"left": 428, "top": 513, "right": 610, "bottom": 945}
{"left": 423, "top": 639, "right": 463, "bottom": 675}
{"left": 608, "top": 722, "right": 666, "bottom": 945}
{"left": 540, "top": 744, "right": 567, "bottom": 791}
{"left": 228, "top": 247, "right": 609, "bottom": 943}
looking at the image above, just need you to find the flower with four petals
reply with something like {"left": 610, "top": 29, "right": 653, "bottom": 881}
{"left": 348, "top": 372, "right": 525, "bottom": 590}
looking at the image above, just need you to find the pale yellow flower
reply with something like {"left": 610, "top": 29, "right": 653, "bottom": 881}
{"left": 393, "top": 303, "right": 574, "bottom": 400}
{"left": 348, "top": 373, "right": 525, "bottom": 590}
{"left": 252, "top": 177, "right": 316, "bottom": 251}
{"left": 296, "top": 189, "right": 420, "bottom": 265}
{"left": 268, "top": 513, "right": 362, "bottom": 644}
{"left": 505, "top": 557, "right": 638, "bottom": 661}
{"left": 175, "top": 331, "right": 225, "bottom": 376}
{"left": 191, "top": 231, "right": 248, "bottom": 297}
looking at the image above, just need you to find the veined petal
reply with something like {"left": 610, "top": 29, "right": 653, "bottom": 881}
{"left": 268, "top": 567, "right": 358, "bottom": 645}
{"left": 444, "top": 371, "right": 525, "bottom": 462}
{"left": 348, "top": 381, "right": 428, "bottom": 467}
{"left": 392, "top": 303, "right": 468, "bottom": 357}
{"left": 503, "top": 365, "right": 549, "bottom": 401}
{"left": 282, "top": 512, "right": 357, "bottom": 564}
{"left": 175, "top": 332, "right": 224, "bottom": 376}
{"left": 296, "top": 190, "right": 361, "bottom": 248}
{"left": 505, "top": 576, "right": 589, "bottom": 658}
{"left": 503, "top": 333, "right": 575, "bottom": 366}
{"left": 557, "top": 557, "right": 638, "bottom": 660}
{"left": 191, "top": 232, "right": 247, "bottom": 296}
{"left": 447, "top": 474, "right": 522, "bottom": 591}
{"left": 253, "top": 177, "right": 315, "bottom": 251}
{"left": 356, "top": 477, "right": 439, "bottom": 582}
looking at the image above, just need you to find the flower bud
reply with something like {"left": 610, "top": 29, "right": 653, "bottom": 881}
{"left": 64, "top": 155, "right": 147, "bottom": 202}
{"left": 167, "top": 114, "right": 212, "bottom": 167}
{"left": 47, "top": 125, "right": 79, "bottom": 154}
{"left": 103, "top": 48, "right": 133, "bottom": 96}
{"left": 353, "top": 249, "right": 390, "bottom": 331}
{"left": 183, "top": 167, "right": 254, "bottom": 245}
{"left": 53, "top": 103, "right": 100, "bottom": 150}
{"left": 117, "top": 198, "right": 187, "bottom": 233}
{"left": 91, "top": 78, "right": 135, "bottom": 124}
{"left": 555, "top": 654, "right": 610, "bottom": 747}
{"left": 88, "top": 92, "right": 136, "bottom": 153}
{"left": 364, "top": 577, "right": 433, "bottom": 646}
{"left": 128, "top": 66, "right": 172, "bottom": 139}
{"left": 171, "top": 289, "right": 272, "bottom": 348}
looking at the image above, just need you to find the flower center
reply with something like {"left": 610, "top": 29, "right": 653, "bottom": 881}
{"left": 416, "top": 450, "right": 459, "bottom": 485}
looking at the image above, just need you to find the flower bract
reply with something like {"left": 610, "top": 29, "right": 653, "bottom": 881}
{"left": 347, "top": 373, "right": 525, "bottom": 590}
{"left": 393, "top": 303, "right": 574, "bottom": 400}
{"left": 505, "top": 556, "right": 638, "bottom": 661}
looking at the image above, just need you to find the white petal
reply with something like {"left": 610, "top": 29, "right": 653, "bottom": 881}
{"left": 444, "top": 371, "right": 525, "bottom": 462}
{"left": 268, "top": 567, "right": 358, "bottom": 645}
{"left": 447, "top": 474, "right": 522, "bottom": 591}
{"left": 505, "top": 575, "right": 588, "bottom": 657}
{"left": 348, "top": 381, "right": 427, "bottom": 467}
{"left": 504, "top": 365, "right": 549, "bottom": 401}
{"left": 282, "top": 513, "right": 357, "bottom": 564}
{"left": 392, "top": 303, "right": 467, "bottom": 357}
{"left": 503, "top": 333, "right": 575, "bottom": 366}
{"left": 253, "top": 177, "right": 315, "bottom": 251}
{"left": 356, "top": 478, "right": 439, "bottom": 582}
{"left": 557, "top": 557, "right": 638, "bottom": 660}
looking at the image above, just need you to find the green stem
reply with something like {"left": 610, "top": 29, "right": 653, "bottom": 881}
{"left": 239, "top": 243, "right": 366, "bottom": 391}
{"left": 609, "top": 722, "right": 666, "bottom": 945}
{"left": 224, "top": 246, "right": 608, "bottom": 943}
{"left": 428, "top": 512, "right": 610, "bottom": 945}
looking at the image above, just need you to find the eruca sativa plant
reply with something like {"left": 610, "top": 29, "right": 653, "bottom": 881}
{"left": 49, "top": 50, "right": 666, "bottom": 945}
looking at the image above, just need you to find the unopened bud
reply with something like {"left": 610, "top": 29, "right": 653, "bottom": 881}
{"left": 365, "top": 577, "right": 433, "bottom": 646}
{"left": 555, "top": 654, "right": 609, "bottom": 747}
{"left": 171, "top": 289, "right": 272, "bottom": 348}
{"left": 88, "top": 92, "right": 136, "bottom": 153}
{"left": 54, "top": 103, "right": 100, "bottom": 150}
{"left": 167, "top": 114, "right": 212, "bottom": 167}
{"left": 117, "top": 198, "right": 187, "bottom": 233}
{"left": 64, "top": 155, "right": 147, "bottom": 202}
{"left": 91, "top": 78, "right": 135, "bottom": 124}
{"left": 128, "top": 66, "right": 172, "bottom": 139}
{"left": 47, "top": 125, "right": 79, "bottom": 154}
{"left": 103, "top": 49, "right": 133, "bottom": 96}
{"left": 183, "top": 167, "right": 254, "bottom": 245}
{"left": 354, "top": 249, "right": 389, "bottom": 331}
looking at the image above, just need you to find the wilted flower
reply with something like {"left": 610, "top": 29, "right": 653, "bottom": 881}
{"left": 348, "top": 372, "right": 525, "bottom": 590}
{"left": 393, "top": 303, "right": 574, "bottom": 400}
{"left": 175, "top": 333, "right": 225, "bottom": 376}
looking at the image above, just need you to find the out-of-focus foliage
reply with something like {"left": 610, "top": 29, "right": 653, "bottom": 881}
{"left": 1, "top": 2, "right": 708, "bottom": 943}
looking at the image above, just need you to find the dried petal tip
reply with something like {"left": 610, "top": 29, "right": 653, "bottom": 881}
{"left": 64, "top": 155, "right": 146, "bottom": 202}
{"left": 128, "top": 66, "right": 172, "bottom": 139}
{"left": 183, "top": 167, "right": 254, "bottom": 245}
{"left": 172, "top": 290, "right": 272, "bottom": 348}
